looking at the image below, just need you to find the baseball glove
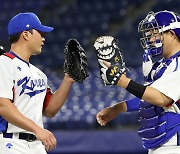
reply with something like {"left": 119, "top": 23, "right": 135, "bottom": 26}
{"left": 0, "top": 46, "right": 5, "bottom": 55}
{"left": 64, "top": 38, "right": 88, "bottom": 82}
{"left": 94, "top": 36, "right": 126, "bottom": 85}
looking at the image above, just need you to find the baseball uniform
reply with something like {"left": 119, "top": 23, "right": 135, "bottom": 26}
{"left": 0, "top": 51, "right": 52, "bottom": 154}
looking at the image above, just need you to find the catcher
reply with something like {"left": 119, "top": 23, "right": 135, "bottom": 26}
{"left": 94, "top": 10, "right": 180, "bottom": 154}
{"left": 0, "top": 12, "right": 88, "bottom": 154}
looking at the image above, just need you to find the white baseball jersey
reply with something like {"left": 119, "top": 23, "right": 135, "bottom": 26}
{"left": 150, "top": 55, "right": 180, "bottom": 113}
{"left": 151, "top": 69, "right": 180, "bottom": 104}
{"left": 142, "top": 51, "right": 180, "bottom": 113}
{"left": 138, "top": 51, "right": 180, "bottom": 153}
{"left": 0, "top": 51, "right": 51, "bottom": 133}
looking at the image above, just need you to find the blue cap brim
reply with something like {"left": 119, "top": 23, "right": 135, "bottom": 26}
{"left": 35, "top": 25, "right": 54, "bottom": 33}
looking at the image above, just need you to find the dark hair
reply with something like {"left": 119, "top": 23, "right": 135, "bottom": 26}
{"left": 8, "top": 33, "right": 21, "bottom": 44}
{"left": 177, "top": 35, "right": 180, "bottom": 42}
{"left": 8, "top": 29, "right": 33, "bottom": 44}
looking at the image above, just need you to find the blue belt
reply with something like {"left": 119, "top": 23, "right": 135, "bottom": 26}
{"left": 2, "top": 133, "right": 37, "bottom": 142}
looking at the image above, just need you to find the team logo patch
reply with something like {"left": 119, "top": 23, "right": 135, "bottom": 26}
{"left": 17, "top": 76, "right": 46, "bottom": 97}
{"left": 6, "top": 143, "right": 13, "bottom": 149}
{"left": 114, "top": 56, "right": 120, "bottom": 63}
{"left": 110, "top": 66, "right": 118, "bottom": 76}
{"left": 17, "top": 66, "right": 22, "bottom": 71}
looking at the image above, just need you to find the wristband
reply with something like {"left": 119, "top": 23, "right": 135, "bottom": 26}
{"left": 126, "top": 80, "right": 146, "bottom": 99}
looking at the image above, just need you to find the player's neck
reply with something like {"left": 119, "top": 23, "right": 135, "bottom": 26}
{"left": 10, "top": 43, "right": 31, "bottom": 62}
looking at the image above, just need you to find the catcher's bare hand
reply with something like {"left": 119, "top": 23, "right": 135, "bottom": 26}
{"left": 96, "top": 106, "right": 119, "bottom": 126}
{"left": 34, "top": 128, "right": 57, "bottom": 151}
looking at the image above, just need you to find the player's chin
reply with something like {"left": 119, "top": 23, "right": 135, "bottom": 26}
{"left": 32, "top": 49, "right": 42, "bottom": 55}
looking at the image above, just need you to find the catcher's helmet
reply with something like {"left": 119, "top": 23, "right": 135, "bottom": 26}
{"left": 138, "top": 10, "right": 180, "bottom": 56}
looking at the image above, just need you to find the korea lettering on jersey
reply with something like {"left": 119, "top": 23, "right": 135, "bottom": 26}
{"left": 0, "top": 51, "right": 51, "bottom": 133}
{"left": 138, "top": 51, "right": 180, "bottom": 149}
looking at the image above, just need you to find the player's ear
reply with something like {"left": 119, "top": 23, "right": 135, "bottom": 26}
{"left": 21, "top": 31, "right": 31, "bottom": 41}
{"left": 169, "top": 30, "right": 177, "bottom": 39}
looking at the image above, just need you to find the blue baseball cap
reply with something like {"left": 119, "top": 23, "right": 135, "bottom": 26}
{"left": 8, "top": 12, "right": 54, "bottom": 35}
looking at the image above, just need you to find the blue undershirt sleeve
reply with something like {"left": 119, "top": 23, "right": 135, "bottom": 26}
{"left": 125, "top": 97, "right": 140, "bottom": 112}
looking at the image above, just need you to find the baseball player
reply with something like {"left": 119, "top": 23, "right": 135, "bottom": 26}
{"left": 0, "top": 12, "right": 76, "bottom": 154}
{"left": 96, "top": 10, "right": 180, "bottom": 154}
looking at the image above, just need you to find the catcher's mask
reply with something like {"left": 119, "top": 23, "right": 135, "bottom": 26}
{"left": 138, "top": 10, "right": 180, "bottom": 56}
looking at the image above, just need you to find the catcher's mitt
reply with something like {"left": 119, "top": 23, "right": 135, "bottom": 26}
{"left": 64, "top": 38, "right": 88, "bottom": 82}
{"left": 94, "top": 36, "right": 126, "bottom": 85}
